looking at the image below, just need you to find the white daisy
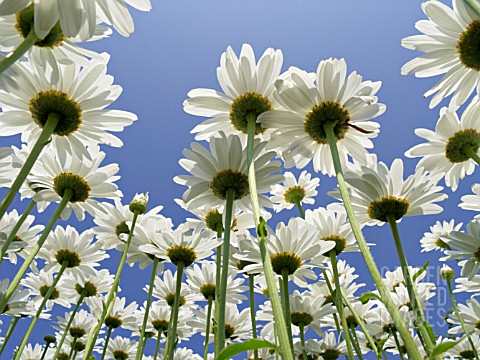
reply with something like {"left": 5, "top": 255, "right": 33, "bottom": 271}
{"left": 441, "top": 220, "right": 480, "bottom": 279}
{"left": 105, "top": 336, "right": 137, "bottom": 360}
{"left": 166, "top": 347, "right": 203, "bottom": 360}
{"left": 330, "top": 158, "right": 447, "bottom": 226}
{"left": 54, "top": 309, "right": 97, "bottom": 348}
{"left": 0, "top": 55, "right": 137, "bottom": 159}
{"left": 148, "top": 269, "right": 196, "bottom": 309}
{"left": 21, "top": 268, "right": 70, "bottom": 310}
{"left": 420, "top": 219, "right": 462, "bottom": 252}
{"left": 0, "top": 278, "right": 31, "bottom": 316}
{"left": 184, "top": 43, "right": 283, "bottom": 141}
{"left": 18, "top": 343, "right": 49, "bottom": 360}
{"left": 270, "top": 170, "right": 319, "bottom": 213}
{"left": 445, "top": 333, "right": 480, "bottom": 359}
{"left": 140, "top": 301, "right": 193, "bottom": 341}
{"left": 405, "top": 100, "right": 480, "bottom": 191}
{"left": 401, "top": 0, "right": 480, "bottom": 109}
{"left": 174, "top": 132, "right": 282, "bottom": 212}
{"left": 28, "top": 146, "right": 122, "bottom": 221}
{"left": 448, "top": 296, "right": 480, "bottom": 335}
{"left": 86, "top": 296, "right": 138, "bottom": 332}
{"left": 62, "top": 269, "right": 114, "bottom": 303}
{"left": 260, "top": 58, "right": 386, "bottom": 176}
{"left": 454, "top": 275, "right": 480, "bottom": 293}
{"left": 289, "top": 290, "right": 335, "bottom": 336}
{"left": 303, "top": 333, "right": 347, "bottom": 359}
{"left": 459, "top": 183, "right": 480, "bottom": 218}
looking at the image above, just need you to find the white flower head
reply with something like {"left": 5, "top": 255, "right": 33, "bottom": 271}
{"left": 270, "top": 170, "right": 320, "bottom": 212}
{"left": 420, "top": 219, "right": 462, "bottom": 252}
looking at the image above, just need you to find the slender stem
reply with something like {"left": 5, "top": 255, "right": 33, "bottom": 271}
{"left": 0, "top": 28, "right": 38, "bottom": 75}
{"left": 154, "top": 332, "right": 162, "bottom": 360}
{"left": 247, "top": 113, "right": 293, "bottom": 360}
{"left": 341, "top": 287, "right": 379, "bottom": 356}
{"left": 329, "top": 251, "right": 355, "bottom": 360}
{"left": 82, "top": 212, "right": 139, "bottom": 360}
{"left": 71, "top": 349, "right": 79, "bottom": 360}
{"left": 0, "top": 316, "right": 19, "bottom": 355}
{"left": 213, "top": 224, "right": 222, "bottom": 358}
{"left": 321, "top": 268, "right": 342, "bottom": 335}
{"left": 463, "top": 145, "right": 480, "bottom": 166}
{"left": 40, "top": 342, "right": 52, "bottom": 360}
{"left": 447, "top": 280, "right": 479, "bottom": 360}
{"left": 14, "top": 261, "right": 68, "bottom": 360}
{"left": 67, "top": 337, "right": 78, "bottom": 360}
{"left": 0, "top": 199, "right": 36, "bottom": 264}
{"left": 280, "top": 268, "right": 294, "bottom": 354}
{"left": 295, "top": 201, "right": 305, "bottom": 219}
{"left": 204, "top": 295, "right": 213, "bottom": 360}
{"left": 0, "top": 113, "right": 59, "bottom": 222}
{"left": 324, "top": 124, "right": 422, "bottom": 360}
{"left": 136, "top": 257, "right": 160, "bottom": 360}
{"left": 0, "top": 188, "right": 71, "bottom": 314}
{"left": 299, "top": 324, "right": 307, "bottom": 360}
{"left": 248, "top": 274, "right": 259, "bottom": 360}
{"left": 217, "top": 188, "right": 235, "bottom": 353}
{"left": 387, "top": 216, "right": 435, "bottom": 355}
{"left": 392, "top": 331, "right": 406, "bottom": 360}
{"left": 53, "top": 292, "right": 86, "bottom": 360}
{"left": 349, "top": 326, "right": 364, "bottom": 360}
{"left": 165, "top": 262, "right": 185, "bottom": 360}
{"left": 383, "top": 351, "right": 389, "bottom": 360}
{"left": 100, "top": 327, "right": 113, "bottom": 360}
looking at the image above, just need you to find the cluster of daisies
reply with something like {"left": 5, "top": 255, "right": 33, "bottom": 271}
{"left": 0, "top": 0, "right": 480, "bottom": 359}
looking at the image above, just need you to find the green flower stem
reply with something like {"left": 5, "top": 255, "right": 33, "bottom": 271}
{"left": 14, "top": 261, "right": 68, "bottom": 360}
{"left": 247, "top": 114, "right": 293, "bottom": 360}
{"left": 40, "top": 341, "right": 52, "bottom": 360}
{"left": 295, "top": 201, "right": 305, "bottom": 219}
{"left": 341, "top": 288, "right": 379, "bottom": 356}
{"left": 153, "top": 332, "right": 162, "bottom": 360}
{"left": 213, "top": 225, "right": 222, "bottom": 358}
{"left": 463, "top": 145, "right": 480, "bottom": 166}
{"left": 0, "top": 113, "right": 59, "bottom": 222}
{"left": 67, "top": 337, "right": 78, "bottom": 360}
{"left": 217, "top": 188, "right": 236, "bottom": 353}
{"left": 204, "top": 295, "right": 213, "bottom": 360}
{"left": 387, "top": 216, "right": 435, "bottom": 355}
{"left": 53, "top": 291, "right": 86, "bottom": 360}
{"left": 0, "top": 28, "right": 38, "bottom": 75}
{"left": 248, "top": 274, "right": 259, "bottom": 360}
{"left": 166, "top": 262, "right": 185, "bottom": 360}
{"left": 100, "top": 327, "right": 113, "bottom": 360}
{"left": 383, "top": 351, "right": 390, "bottom": 360}
{"left": 391, "top": 331, "right": 406, "bottom": 360}
{"left": 447, "top": 279, "right": 479, "bottom": 360}
{"left": 324, "top": 124, "right": 422, "bottom": 360}
{"left": 0, "top": 316, "right": 19, "bottom": 355}
{"left": 349, "top": 326, "right": 364, "bottom": 360}
{"left": 465, "top": 0, "right": 480, "bottom": 17}
{"left": 321, "top": 268, "right": 342, "bottom": 335}
{"left": 299, "top": 324, "right": 307, "bottom": 360}
{"left": 329, "top": 251, "right": 355, "bottom": 360}
{"left": 0, "top": 188, "right": 71, "bottom": 314}
{"left": 82, "top": 211, "right": 140, "bottom": 360}
{"left": 280, "top": 268, "right": 294, "bottom": 354}
{"left": 71, "top": 349, "right": 79, "bottom": 360}
{"left": 0, "top": 199, "right": 36, "bottom": 264}
{"left": 136, "top": 257, "right": 160, "bottom": 360}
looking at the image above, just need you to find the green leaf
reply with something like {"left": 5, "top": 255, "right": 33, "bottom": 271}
{"left": 429, "top": 341, "right": 458, "bottom": 358}
{"left": 358, "top": 292, "right": 381, "bottom": 304}
{"left": 257, "top": 216, "right": 267, "bottom": 238}
{"left": 217, "top": 339, "right": 276, "bottom": 360}
{"left": 413, "top": 260, "right": 430, "bottom": 281}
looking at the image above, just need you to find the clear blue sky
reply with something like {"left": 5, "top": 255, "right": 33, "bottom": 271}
{"left": 1, "top": 0, "right": 476, "bottom": 358}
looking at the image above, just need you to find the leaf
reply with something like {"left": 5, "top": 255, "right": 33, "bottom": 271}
{"left": 413, "top": 260, "right": 430, "bottom": 281}
{"left": 217, "top": 339, "right": 276, "bottom": 360}
{"left": 257, "top": 216, "right": 267, "bottom": 238}
{"left": 358, "top": 292, "right": 381, "bottom": 304}
{"left": 429, "top": 341, "right": 458, "bottom": 358}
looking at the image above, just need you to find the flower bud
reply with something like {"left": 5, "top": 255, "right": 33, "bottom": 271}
{"left": 129, "top": 192, "right": 148, "bottom": 214}
{"left": 440, "top": 264, "right": 455, "bottom": 281}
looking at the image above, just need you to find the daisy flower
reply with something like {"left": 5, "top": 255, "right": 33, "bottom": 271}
{"left": 39, "top": 225, "right": 108, "bottom": 278}
{"left": 454, "top": 275, "right": 480, "bottom": 293}
{"left": 289, "top": 290, "right": 335, "bottom": 336}
{"left": 446, "top": 334, "right": 480, "bottom": 359}
{"left": 270, "top": 170, "right": 320, "bottom": 212}
{"left": 168, "top": 347, "right": 203, "bottom": 360}
{"left": 62, "top": 269, "right": 114, "bottom": 303}
{"left": 405, "top": 100, "right": 480, "bottom": 191}
{"left": 0, "top": 0, "right": 151, "bottom": 40}
{"left": 241, "top": 217, "right": 335, "bottom": 287}
{"left": 28, "top": 146, "right": 122, "bottom": 221}
{"left": 459, "top": 183, "right": 480, "bottom": 218}
{"left": 174, "top": 132, "right": 282, "bottom": 212}
{"left": 86, "top": 296, "right": 138, "bottom": 332}
{"left": 184, "top": 43, "right": 283, "bottom": 141}
{"left": 148, "top": 269, "right": 196, "bottom": 308}
{"left": 18, "top": 343, "right": 49, "bottom": 360}
{"left": 21, "top": 268, "right": 70, "bottom": 310}
{"left": 141, "top": 301, "right": 193, "bottom": 340}
{"left": 441, "top": 220, "right": 480, "bottom": 279}
{"left": 382, "top": 266, "right": 436, "bottom": 296}
{"left": 105, "top": 336, "right": 137, "bottom": 360}
{"left": 401, "top": 0, "right": 480, "bottom": 109}
{"left": 0, "top": 55, "right": 137, "bottom": 158}
{"left": 420, "top": 219, "right": 461, "bottom": 252}
{"left": 260, "top": 57, "right": 386, "bottom": 176}
{"left": 54, "top": 309, "right": 97, "bottom": 348}
{"left": 448, "top": 296, "right": 480, "bottom": 335}
{"left": 0, "top": 278, "right": 31, "bottom": 316}
{"left": 303, "top": 333, "right": 347, "bottom": 360}
{"left": 330, "top": 158, "right": 447, "bottom": 226}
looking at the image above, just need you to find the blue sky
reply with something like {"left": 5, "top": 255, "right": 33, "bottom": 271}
{"left": 1, "top": 0, "right": 478, "bottom": 358}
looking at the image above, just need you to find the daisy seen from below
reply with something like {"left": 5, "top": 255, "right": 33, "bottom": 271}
{"left": 0, "top": 54, "right": 137, "bottom": 158}
{"left": 401, "top": 0, "right": 480, "bottom": 109}
{"left": 0, "top": 0, "right": 151, "bottom": 41}
{"left": 105, "top": 336, "right": 137, "bottom": 360}
{"left": 405, "top": 100, "right": 480, "bottom": 191}
{"left": 330, "top": 158, "right": 447, "bottom": 226}
{"left": 174, "top": 132, "right": 282, "bottom": 212}
{"left": 459, "top": 183, "right": 480, "bottom": 218}
{"left": 420, "top": 219, "right": 461, "bottom": 252}
{"left": 28, "top": 145, "right": 121, "bottom": 221}
{"left": 260, "top": 57, "right": 386, "bottom": 176}
{"left": 270, "top": 170, "right": 320, "bottom": 214}
{"left": 20, "top": 268, "right": 70, "bottom": 310}
{"left": 184, "top": 43, "right": 283, "bottom": 141}
{"left": 448, "top": 296, "right": 480, "bottom": 335}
